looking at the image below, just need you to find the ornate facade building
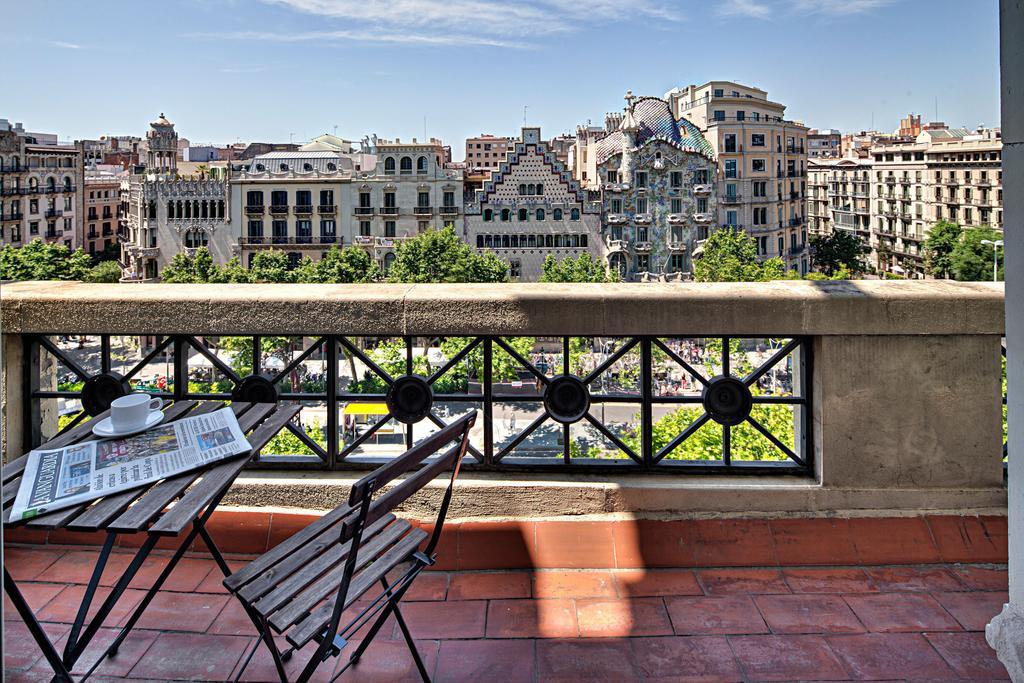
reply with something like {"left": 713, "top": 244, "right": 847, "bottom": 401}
{"left": 463, "top": 127, "right": 601, "bottom": 281}
{"left": 0, "top": 119, "right": 84, "bottom": 250}
{"left": 578, "top": 93, "right": 717, "bottom": 281}
{"left": 120, "top": 114, "right": 231, "bottom": 281}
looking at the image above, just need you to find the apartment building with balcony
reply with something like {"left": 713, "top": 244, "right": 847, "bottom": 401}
{"left": 806, "top": 157, "right": 872, "bottom": 240}
{"left": 0, "top": 119, "right": 84, "bottom": 250}
{"left": 576, "top": 92, "right": 717, "bottom": 281}
{"left": 463, "top": 127, "right": 601, "bottom": 281}
{"left": 83, "top": 172, "right": 123, "bottom": 257}
{"left": 807, "top": 128, "right": 841, "bottom": 158}
{"left": 464, "top": 134, "right": 513, "bottom": 172}
{"left": 665, "top": 80, "right": 810, "bottom": 274}
{"left": 868, "top": 126, "right": 1002, "bottom": 278}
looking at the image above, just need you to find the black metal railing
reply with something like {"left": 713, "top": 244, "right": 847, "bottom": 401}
{"left": 23, "top": 333, "right": 813, "bottom": 476}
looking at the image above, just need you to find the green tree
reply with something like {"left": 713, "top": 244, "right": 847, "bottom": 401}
{"left": 294, "top": 246, "right": 381, "bottom": 283}
{"left": 809, "top": 231, "right": 866, "bottom": 276}
{"left": 209, "top": 257, "right": 253, "bottom": 283}
{"left": 923, "top": 219, "right": 963, "bottom": 279}
{"left": 385, "top": 226, "right": 508, "bottom": 283}
{"left": 248, "top": 250, "right": 295, "bottom": 283}
{"left": 0, "top": 239, "right": 94, "bottom": 281}
{"left": 83, "top": 260, "right": 122, "bottom": 283}
{"left": 693, "top": 228, "right": 786, "bottom": 282}
{"left": 950, "top": 226, "right": 1004, "bottom": 281}
{"left": 539, "top": 253, "right": 617, "bottom": 283}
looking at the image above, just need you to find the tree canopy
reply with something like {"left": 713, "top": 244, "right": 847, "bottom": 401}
{"left": 923, "top": 220, "right": 963, "bottom": 279}
{"left": 159, "top": 246, "right": 382, "bottom": 284}
{"left": 693, "top": 228, "right": 786, "bottom": 282}
{"left": 950, "top": 226, "right": 1004, "bottom": 281}
{"left": 0, "top": 239, "right": 95, "bottom": 281}
{"left": 539, "top": 252, "right": 618, "bottom": 283}
{"left": 809, "top": 231, "right": 866, "bottom": 277}
{"left": 385, "top": 225, "right": 508, "bottom": 283}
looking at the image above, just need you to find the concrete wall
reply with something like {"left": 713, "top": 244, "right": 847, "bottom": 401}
{"left": 0, "top": 279, "right": 1007, "bottom": 522}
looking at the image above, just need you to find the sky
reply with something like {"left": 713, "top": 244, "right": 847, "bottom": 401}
{"left": 3, "top": 0, "right": 1001, "bottom": 156}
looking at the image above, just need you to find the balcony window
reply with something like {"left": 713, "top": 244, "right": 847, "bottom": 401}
{"left": 384, "top": 192, "right": 396, "bottom": 209}
{"left": 636, "top": 254, "right": 649, "bottom": 271}
{"left": 400, "top": 157, "right": 413, "bottom": 174}
{"left": 725, "top": 160, "right": 737, "bottom": 179}
{"left": 670, "top": 253, "right": 686, "bottom": 272}
{"left": 271, "top": 190, "right": 287, "bottom": 208}
{"left": 296, "top": 220, "right": 312, "bottom": 242}
{"left": 670, "top": 171, "right": 682, "bottom": 188}
{"left": 320, "top": 220, "right": 336, "bottom": 241}
{"left": 417, "top": 156, "right": 428, "bottom": 173}
{"left": 636, "top": 197, "right": 648, "bottom": 214}
{"left": 184, "top": 229, "right": 208, "bottom": 248}
{"left": 607, "top": 170, "right": 618, "bottom": 183}
{"left": 671, "top": 198, "right": 682, "bottom": 213}
{"left": 296, "top": 190, "right": 312, "bottom": 207}
{"left": 418, "top": 191, "right": 430, "bottom": 208}
{"left": 385, "top": 221, "right": 396, "bottom": 237}
{"left": 752, "top": 159, "right": 765, "bottom": 173}
{"left": 359, "top": 221, "right": 371, "bottom": 236}
{"left": 693, "top": 169, "right": 709, "bottom": 184}
{"left": 724, "top": 134, "right": 737, "bottom": 153}
{"left": 384, "top": 157, "right": 396, "bottom": 174}
{"left": 320, "top": 189, "right": 334, "bottom": 206}
{"left": 272, "top": 220, "right": 287, "bottom": 243}
{"left": 443, "top": 191, "right": 455, "bottom": 208}
{"left": 713, "top": 110, "right": 725, "bottom": 122}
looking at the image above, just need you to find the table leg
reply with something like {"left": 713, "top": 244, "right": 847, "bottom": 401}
{"left": 63, "top": 532, "right": 116, "bottom": 667}
{"left": 4, "top": 567, "right": 73, "bottom": 682}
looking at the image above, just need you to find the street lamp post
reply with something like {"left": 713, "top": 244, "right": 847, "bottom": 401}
{"left": 981, "top": 239, "right": 1005, "bottom": 282}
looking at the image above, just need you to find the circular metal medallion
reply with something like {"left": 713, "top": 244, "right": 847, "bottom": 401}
{"left": 232, "top": 375, "right": 280, "bottom": 404}
{"left": 544, "top": 375, "right": 591, "bottom": 425}
{"left": 81, "top": 372, "right": 132, "bottom": 416}
{"left": 701, "top": 375, "right": 753, "bottom": 426}
{"left": 386, "top": 375, "right": 433, "bottom": 424}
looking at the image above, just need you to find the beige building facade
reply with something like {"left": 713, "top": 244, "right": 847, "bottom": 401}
{"left": 664, "top": 81, "right": 810, "bottom": 274}
{"left": 84, "top": 173, "right": 122, "bottom": 257}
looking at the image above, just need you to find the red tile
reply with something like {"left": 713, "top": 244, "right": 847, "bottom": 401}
{"left": 690, "top": 519, "right": 778, "bottom": 567}
{"left": 410, "top": 520, "right": 458, "bottom": 571}
{"left": 195, "top": 510, "right": 271, "bottom": 554}
{"left": 769, "top": 517, "right": 859, "bottom": 565}
{"left": 928, "top": 515, "right": 1008, "bottom": 563}
{"left": 932, "top": 590, "right": 1009, "bottom": 631}
{"left": 926, "top": 631, "right": 1010, "bottom": 679}
{"left": 35, "top": 549, "right": 136, "bottom": 586}
{"left": 612, "top": 519, "right": 697, "bottom": 568}
{"left": 195, "top": 559, "right": 248, "bottom": 593}
{"left": 266, "top": 511, "right": 322, "bottom": 550}
{"left": 631, "top": 635, "right": 742, "bottom": 682}
{"left": 115, "top": 530, "right": 185, "bottom": 550}
{"left": 397, "top": 600, "right": 486, "bottom": 639}
{"left": 576, "top": 597, "right": 672, "bottom": 637}
{"left": 447, "top": 572, "right": 531, "bottom": 600}
{"left": 457, "top": 521, "right": 532, "bottom": 570}
{"left": 400, "top": 571, "right": 448, "bottom": 601}
{"left": 844, "top": 593, "right": 961, "bottom": 632}
{"left": 486, "top": 599, "right": 577, "bottom": 638}
{"left": 782, "top": 568, "right": 876, "bottom": 594}
{"left": 698, "top": 568, "right": 789, "bottom": 595}
{"left": 2, "top": 547, "right": 65, "bottom": 581}
{"left": 37, "top": 627, "right": 160, "bottom": 678}
{"left": 36, "top": 584, "right": 147, "bottom": 628}
{"left": 827, "top": 632, "right": 955, "bottom": 679}
{"left": 536, "top": 638, "right": 637, "bottom": 683}
{"left": 435, "top": 639, "right": 535, "bottom": 683}
{"left": 336, "top": 639, "right": 439, "bottom": 683}
{"left": 848, "top": 517, "right": 940, "bottom": 565}
{"left": 953, "top": 566, "right": 1009, "bottom": 591}
{"left": 3, "top": 526, "right": 50, "bottom": 545}
{"left": 533, "top": 570, "right": 616, "bottom": 599}
{"left": 2, "top": 620, "right": 70, "bottom": 672}
{"left": 532, "top": 521, "right": 616, "bottom": 569}
{"left": 231, "top": 634, "right": 337, "bottom": 682}
{"left": 864, "top": 566, "right": 964, "bottom": 592}
{"left": 729, "top": 634, "right": 848, "bottom": 681}
{"left": 665, "top": 596, "right": 768, "bottom": 635}
{"left": 613, "top": 570, "right": 702, "bottom": 598}
{"left": 133, "top": 591, "right": 230, "bottom": 633}
{"left": 129, "top": 631, "right": 250, "bottom": 681}
{"left": 754, "top": 595, "right": 865, "bottom": 634}
{"left": 3, "top": 582, "right": 65, "bottom": 619}
{"left": 207, "top": 599, "right": 259, "bottom": 636}
{"left": 128, "top": 556, "right": 216, "bottom": 593}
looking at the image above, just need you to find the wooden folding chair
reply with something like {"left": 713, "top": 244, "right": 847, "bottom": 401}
{"left": 222, "top": 411, "right": 476, "bottom": 683}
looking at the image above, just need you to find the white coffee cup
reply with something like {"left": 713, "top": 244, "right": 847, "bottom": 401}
{"left": 110, "top": 393, "right": 162, "bottom": 431}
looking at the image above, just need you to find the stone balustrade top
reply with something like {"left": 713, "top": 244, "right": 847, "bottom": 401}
{"left": 0, "top": 280, "right": 1004, "bottom": 337}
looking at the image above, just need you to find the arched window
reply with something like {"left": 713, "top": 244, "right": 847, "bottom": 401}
{"left": 167, "top": 201, "right": 175, "bottom": 218}
{"left": 46, "top": 177, "right": 56, "bottom": 191}
{"left": 518, "top": 184, "right": 527, "bottom": 195}
{"left": 400, "top": 156, "right": 412, "bottom": 173}
{"left": 384, "top": 157, "right": 396, "bottom": 173}
{"left": 483, "top": 209, "right": 493, "bottom": 222}
{"left": 28, "top": 178, "right": 37, "bottom": 190}
{"left": 63, "top": 176, "right": 72, "bottom": 190}
{"left": 279, "top": 163, "right": 288, "bottom": 171}
{"left": 11, "top": 155, "right": 19, "bottom": 171}
{"left": 255, "top": 164, "right": 265, "bottom": 172}
{"left": 303, "top": 163, "right": 313, "bottom": 171}
{"left": 527, "top": 184, "right": 536, "bottom": 195}
{"left": 185, "top": 229, "right": 208, "bottom": 248}
{"left": 416, "top": 156, "right": 428, "bottom": 173}
{"left": 553, "top": 208, "right": 563, "bottom": 220}
{"left": 518, "top": 208, "right": 528, "bottom": 221}
{"left": 609, "top": 253, "right": 627, "bottom": 279}
{"left": 327, "top": 162, "right": 337, "bottom": 171}
{"left": 500, "top": 208, "right": 511, "bottom": 221}
{"left": 570, "top": 208, "right": 580, "bottom": 220}
{"left": 383, "top": 252, "right": 396, "bottom": 272}
{"left": 536, "top": 208, "right": 545, "bottom": 220}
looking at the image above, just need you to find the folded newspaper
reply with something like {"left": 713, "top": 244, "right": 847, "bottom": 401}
{"left": 10, "top": 407, "right": 252, "bottom": 522}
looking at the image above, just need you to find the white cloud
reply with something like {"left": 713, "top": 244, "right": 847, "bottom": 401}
{"left": 51, "top": 41, "right": 82, "bottom": 49}
{"left": 717, "top": 0, "right": 771, "bottom": 19}
{"left": 790, "top": 0, "right": 895, "bottom": 14}
{"left": 192, "top": 28, "right": 533, "bottom": 49}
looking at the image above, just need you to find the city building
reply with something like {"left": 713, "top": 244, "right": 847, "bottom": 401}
{"left": 807, "top": 128, "right": 841, "bottom": 158}
{"left": 0, "top": 119, "right": 84, "bottom": 250}
{"left": 83, "top": 170, "right": 123, "bottom": 257}
{"left": 463, "top": 127, "right": 602, "bottom": 281}
{"left": 576, "top": 92, "right": 717, "bottom": 281}
{"left": 664, "top": 80, "right": 810, "bottom": 273}
{"left": 899, "top": 113, "right": 922, "bottom": 137}
{"left": 464, "top": 134, "right": 513, "bottom": 173}
{"left": 546, "top": 134, "right": 576, "bottom": 167}
{"left": 120, "top": 114, "right": 231, "bottom": 281}
{"left": 806, "top": 156, "right": 872, "bottom": 239}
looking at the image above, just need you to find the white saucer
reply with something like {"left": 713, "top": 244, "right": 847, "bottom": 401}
{"left": 92, "top": 411, "right": 165, "bottom": 439}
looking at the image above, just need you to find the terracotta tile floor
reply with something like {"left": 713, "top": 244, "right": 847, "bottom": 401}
{"left": 2, "top": 545, "right": 1011, "bottom": 682}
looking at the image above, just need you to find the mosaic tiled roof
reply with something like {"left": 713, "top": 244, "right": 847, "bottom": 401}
{"left": 595, "top": 97, "right": 715, "bottom": 163}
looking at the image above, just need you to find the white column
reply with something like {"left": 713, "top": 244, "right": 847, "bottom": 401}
{"left": 987, "top": 2, "right": 1024, "bottom": 679}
